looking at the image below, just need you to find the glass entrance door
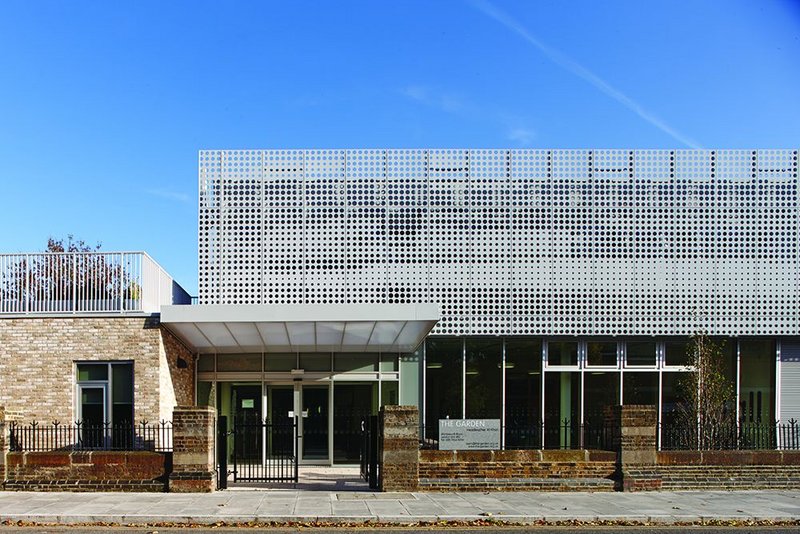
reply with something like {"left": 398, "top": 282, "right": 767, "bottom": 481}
{"left": 333, "top": 383, "right": 374, "bottom": 463}
{"left": 78, "top": 384, "right": 107, "bottom": 448}
{"left": 231, "top": 384, "right": 262, "bottom": 462}
{"left": 268, "top": 386, "right": 294, "bottom": 422}
{"left": 267, "top": 386, "right": 294, "bottom": 458}
{"left": 301, "top": 385, "right": 329, "bottom": 461}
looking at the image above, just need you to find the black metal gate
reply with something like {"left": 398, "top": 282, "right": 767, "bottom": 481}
{"left": 219, "top": 415, "right": 298, "bottom": 487}
{"left": 359, "top": 415, "right": 379, "bottom": 489}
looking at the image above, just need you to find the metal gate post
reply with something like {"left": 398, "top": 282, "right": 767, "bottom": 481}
{"left": 217, "top": 416, "right": 228, "bottom": 490}
{"left": 369, "top": 415, "right": 379, "bottom": 489}
{"left": 294, "top": 416, "right": 299, "bottom": 482}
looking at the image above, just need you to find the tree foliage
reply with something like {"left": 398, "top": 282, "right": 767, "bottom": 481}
{"left": 45, "top": 234, "right": 102, "bottom": 253}
{"left": 675, "top": 333, "right": 737, "bottom": 449}
{"left": 0, "top": 235, "right": 137, "bottom": 311}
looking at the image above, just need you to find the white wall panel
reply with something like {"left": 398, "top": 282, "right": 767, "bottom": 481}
{"left": 633, "top": 150, "right": 671, "bottom": 334}
{"left": 198, "top": 150, "right": 222, "bottom": 304}
{"left": 780, "top": 342, "right": 800, "bottom": 423}
{"left": 470, "top": 150, "right": 510, "bottom": 333}
{"left": 219, "top": 150, "right": 262, "bottom": 304}
{"left": 199, "top": 148, "right": 800, "bottom": 337}
{"left": 510, "top": 150, "right": 551, "bottom": 334}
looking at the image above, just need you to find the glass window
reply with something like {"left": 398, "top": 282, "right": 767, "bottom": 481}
{"left": 547, "top": 340, "right": 578, "bottom": 366}
{"left": 197, "top": 354, "right": 215, "bottom": 372}
{"left": 334, "top": 353, "right": 377, "bottom": 373}
{"left": 660, "top": 372, "right": 686, "bottom": 449}
{"left": 665, "top": 340, "right": 690, "bottom": 366}
{"left": 399, "top": 350, "right": 421, "bottom": 406}
{"left": 216, "top": 353, "right": 262, "bottom": 372}
{"left": 721, "top": 338, "right": 737, "bottom": 385}
{"left": 300, "top": 352, "right": 331, "bottom": 371}
{"left": 623, "top": 372, "right": 658, "bottom": 405}
{"left": 626, "top": 341, "right": 656, "bottom": 367}
{"left": 77, "top": 363, "right": 108, "bottom": 381}
{"left": 76, "top": 362, "right": 134, "bottom": 437}
{"left": 111, "top": 363, "right": 134, "bottom": 425}
{"left": 505, "top": 338, "right": 542, "bottom": 449}
{"left": 381, "top": 381, "right": 399, "bottom": 406}
{"left": 544, "top": 371, "right": 580, "bottom": 449}
{"left": 265, "top": 352, "right": 296, "bottom": 371}
{"left": 584, "top": 372, "right": 620, "bottom": 422}
{"left": 380, "top": 353, "right": 399, "bottom": 372}
{"left": 197, "top": 381, "right": 215, "bottom": 407}
{"left": 709, "top": 337, "right": 737, "bottom": 389}
{"left": 424, "top": 337, "right": 462, "bottom": 440}
{"left": 586, "top": 341, "right": 618, "bottom": 367}
{"left": 465, "top": 338, "right": 501, "bottom": 419}
{"left": 739, "top": 339, "right": 776, "bottom": 424}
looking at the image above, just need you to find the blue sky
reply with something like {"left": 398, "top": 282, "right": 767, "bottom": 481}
{"left": 1, "top": 1, "right": 799, "bottom": 294}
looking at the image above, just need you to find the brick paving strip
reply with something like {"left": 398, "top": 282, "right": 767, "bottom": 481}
{"left": 0, "top": 490, "right": 799, "bottom": 526}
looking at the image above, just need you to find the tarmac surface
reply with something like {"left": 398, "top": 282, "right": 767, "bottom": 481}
{"left": 1, "top": 468, "right": 799, "bottom": 526}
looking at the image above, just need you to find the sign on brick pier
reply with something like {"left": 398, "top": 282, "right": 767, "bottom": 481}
{"left": 439, "top": 419, "right": 501, "bottom": 450}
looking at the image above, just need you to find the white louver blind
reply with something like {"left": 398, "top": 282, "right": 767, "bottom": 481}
{"left": 780, "top": 342, "right": 800, "bottom": 423}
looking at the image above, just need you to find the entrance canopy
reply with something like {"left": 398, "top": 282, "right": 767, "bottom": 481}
{"left": 160, "top": 303, "right": 439, "bottom": 354}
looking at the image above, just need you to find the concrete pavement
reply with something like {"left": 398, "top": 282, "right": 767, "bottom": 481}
{"left": 0, "top": 489, "right": 799, "bottom": 525}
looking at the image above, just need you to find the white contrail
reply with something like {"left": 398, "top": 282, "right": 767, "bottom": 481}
{"left": 469, "top": 0, "right": 702, "bottom": 149}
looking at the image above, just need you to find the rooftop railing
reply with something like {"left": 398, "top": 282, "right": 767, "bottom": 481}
{"left": 0, "top": 252, "right": 191, "bottom": 315}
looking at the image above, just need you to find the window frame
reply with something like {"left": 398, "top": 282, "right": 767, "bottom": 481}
{"left": 624, "top": 340, "right": 659, "bottom": 369}
{"left": 583, "top": 340, "right": 621, "bottom": 369}
{"left": 74, "top": 361, "right": 134, "bottom": 426}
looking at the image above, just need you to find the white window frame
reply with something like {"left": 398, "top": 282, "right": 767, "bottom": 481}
{"left": 74, "top": 361, "right": 134, "bottom": 427}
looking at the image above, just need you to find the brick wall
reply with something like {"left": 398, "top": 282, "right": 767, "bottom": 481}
{"left": 3, "top": 451, "right": 168, "bottom": 492}
{"left": 644, "top": 450, "right": 800, "bottom": 490}
{"left": 419, "top": 449, "right": 617, "bottom": 491}
{"left": 170, "top": 406, "right": 216, "bottom": 492}
{"left": 0, "top": 316, "right": 194, "bottom": 424}
{"left": 160, "top": 326, "right": 195, "bottom": 421}
{"left": 380, "top": 406, "right": 419, "bottom": 492}
{"left": 606, "top": 405, "right": 657, "bottom": 466}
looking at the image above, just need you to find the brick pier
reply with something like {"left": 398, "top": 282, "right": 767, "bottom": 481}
{"left": 169, "top": 406, "right": 217, "bottom": 492}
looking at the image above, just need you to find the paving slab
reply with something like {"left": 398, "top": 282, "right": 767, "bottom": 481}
{"left": 0, "top": 490, "right": 799, "bottom": 525}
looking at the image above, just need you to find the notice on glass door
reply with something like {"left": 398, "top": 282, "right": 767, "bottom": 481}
{"left": 438, "top": 419, "right": 501, "bottom": 450}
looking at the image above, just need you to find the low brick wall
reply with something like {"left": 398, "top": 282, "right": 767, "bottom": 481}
{"left": 624, "top": 451, "right": 800, "bottom": 491}
{"left": 658, "top": 450, "right": 800, "bottom": 466}
{"left": 652, "top": 450, "right": 800, "bottom": 491}
{"left": 3, "top": 451, "right": 170, "bottom": 492}
{"left": 383, "top": 404, "right": 800, "bottom": 493}
{"left": 419, "top": 449, "right": 618, "bottom": 491}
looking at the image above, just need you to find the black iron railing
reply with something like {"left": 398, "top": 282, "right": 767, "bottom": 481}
{"left": 659, "top": 419, "right": 800, "bottom": 450}
{"left": 360, "top": 416, "right": 379, "bottom": 489}
{"left": 9, "top": 420, "right": 172, "bottom": 452}
{"left": 423, "top": 419, "right": 618, "bottom": 451}
{"left": 231, "top": 417, "right": 298, "bottom": 483}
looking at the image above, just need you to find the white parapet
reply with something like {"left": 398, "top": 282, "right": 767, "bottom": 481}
{"left": 0, "top": 251, "right": 191, "bottom": 315}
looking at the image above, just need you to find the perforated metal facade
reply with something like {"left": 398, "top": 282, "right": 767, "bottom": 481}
{"left": 198, "top": 149, "right": 800, "bottom": 337}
